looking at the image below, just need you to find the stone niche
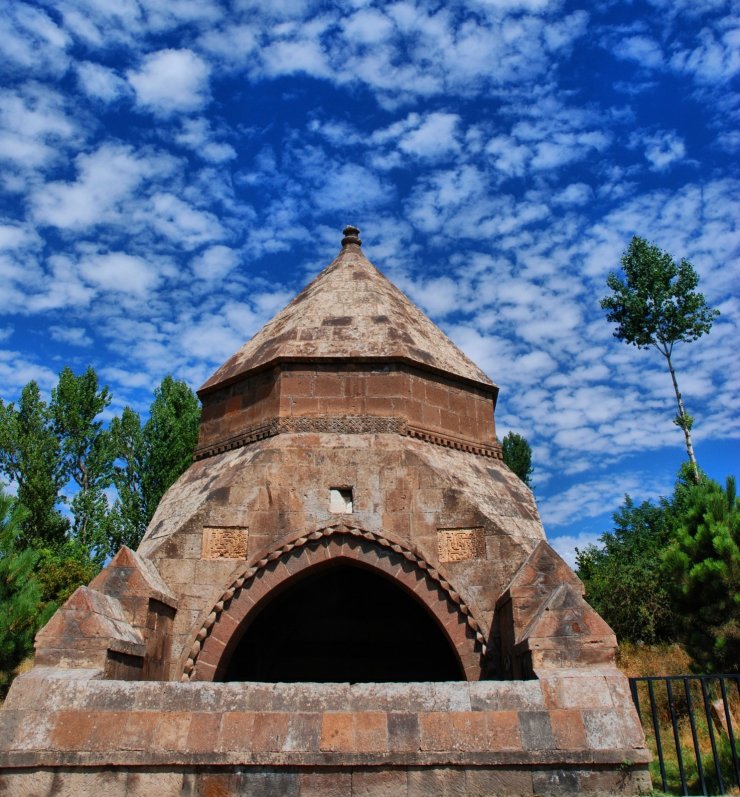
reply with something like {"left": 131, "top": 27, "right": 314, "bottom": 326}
{"left": 0, "top": 228, "right": 650, "bottom": 796}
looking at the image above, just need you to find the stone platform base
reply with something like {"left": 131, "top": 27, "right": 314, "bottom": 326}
{"left": 0, "top": 764, "right": 651, "bottom": 797}
{"left": 0, "top": 668, "right": 651, "bottom": 796}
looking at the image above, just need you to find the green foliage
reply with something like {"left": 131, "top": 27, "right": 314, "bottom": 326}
{"left": 0, "top": 382, "right": 68, "bottom": 547}
{"left": 501, "top": 431, "right": 533, "bottom": 487}
{"left": 600, "top": 236, "right": 719, "bottom": 353}
{"left": 51, "top": 367, "right": 114, "bottom": 559}
{"left": 0, "top": 369, "right": 200, "bottom": 561}
{"left": 107, "top": 406, "right": 148, "bottom": 552}
{"left": 141, "top": 375, "right": 200, "bottom": 521}
{"left": 0, "top": 369, "right": 200, "bottom": 695}
{"left": 578, "top": 465, "right": 739, "bottom": 671}
{"left": 0, "top": 490, "right": 47, "bottom": 692}
{"left": 576, "top": 496, "right": 677, "bottom": 644}
{"left": 663, "top": 475, "right": 739, "bottom": 672}
{"left": 107, "top": 376, "right": 200, "bottom": 552}
{"left": 35, "top": 541, "right": 100, "bottom": 608}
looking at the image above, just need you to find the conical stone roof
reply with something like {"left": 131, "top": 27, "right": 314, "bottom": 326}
{"left": 200, "top": 227, "right": 494, "bottom": 393}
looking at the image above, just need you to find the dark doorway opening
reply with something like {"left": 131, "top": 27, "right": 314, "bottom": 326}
{"left": 221, "top": 562, "right": 465, "bottom": 682}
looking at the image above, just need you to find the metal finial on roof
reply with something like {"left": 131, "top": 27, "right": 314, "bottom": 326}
{"left": 341, "top": 225, "right": 362, "bottom": 248}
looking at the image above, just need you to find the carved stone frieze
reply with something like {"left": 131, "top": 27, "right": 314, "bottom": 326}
{"left": 437, "top": 528, "right": 486, "bottom": 562}
{"left": 202, "top": 527, "right": 249, "bottom": 560}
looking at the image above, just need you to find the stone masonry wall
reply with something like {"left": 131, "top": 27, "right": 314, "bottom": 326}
{"left": 196, "top": 362, "right": 498, "bottom": 458}
{"left": 0, "top": 669, "right": 650, "bottom": 797}
{"left": 139, "top": 434, "right": 544, "bottom": 675}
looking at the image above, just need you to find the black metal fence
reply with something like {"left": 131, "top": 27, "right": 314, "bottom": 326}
{"left": 629, "top": 674, "right": 740, "bottom": 795}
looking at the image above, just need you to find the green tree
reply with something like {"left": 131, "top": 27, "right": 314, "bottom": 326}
{"left": 502, "top": 432, "right": 533, "bottom": 487}
{"left": 0, "top": 490, "right": 47, "bottom": 693}
{"left": 141, "top": 376, "right": 200, "bottom": 521}
{"left": 0, "top": 382, "right": 67, "bottom": 547}
{"left": 600, "top": 236, "right": 719, "bottom": 482}
{"left": 35, "top": 541, "right": 100, "bottom": 608}
{"left": 107, "top": 406, "right": 148, "bottom": 552}
{"left": 663, "top": 475, "right": 739, "bottom": 672}
{"left": 51, "top": 367, "right": 115, "bottom": 558}
{"left": 576, "top": 496, "right": 677, "bottom": 644}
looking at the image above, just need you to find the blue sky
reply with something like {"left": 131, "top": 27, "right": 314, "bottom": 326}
{"left": 0, "top": 0, "right": 738, "bottom": 566}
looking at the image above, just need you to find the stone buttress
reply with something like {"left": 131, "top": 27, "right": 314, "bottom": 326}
{"left": 0, "top": 227, "right": 651, "bottom": 796}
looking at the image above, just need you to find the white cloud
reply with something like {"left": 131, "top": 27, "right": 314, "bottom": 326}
{"left": 0, "top": 4, "right": 70, "bottom": 77}
{"left": 342, "top": 8, "right": 395, "bottom": 44}
{"left": 48, "top": 325, "right": 93, "bottom": 346}
{"left": 670, "top": 25, "right": 740, "bottom": 84}
{"left": 641, "top": 130, "right": 686, "bottom": 171}
{"left": 175, "top": 118, "right": 236, "bottom": 163}
{"left": 32, "top": 143, "right": 175, "bottom": 230}
{"left": 0, "top": 350, "right": 58, "bottom": 398}
{"left": 548, "top": 530, "right": 603, "bottom": 569}
{"left": 79, "top": 252, "right": 160, "bottom": 296}
{"left": 0, "top": 85, "right": 76, "bottom": 169}
{"left": 180, "top": 319, "right": 244, "bottom": 362}
{"left": 539, "top": 472, "right": 673, "bottom": 529}
{"left": 128, "top": 49, "right": 211, "bottom": 116}
{"left": 77, "top": 62, "right": 129, "bottom": 102}
{"left": 615, "top": 35, "right": 664, "bottom": 68}
{"left": 192, "top": 245, "right": 239, "bottom": 280}
{"left": 262, "top": 36, "right": 331, "bottom": 80}
{"left": 553, "top": 183, "right": 593, "bottom": 205}
{"left": 398, "top": 113, "right": 460, "bottom": 160}
{"left": 149, "top": 193, "right": 225, "bottom": 249}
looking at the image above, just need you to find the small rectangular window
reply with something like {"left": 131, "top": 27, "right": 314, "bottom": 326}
{"left": 329, "top": 487, "right": 353, "bottom": 513}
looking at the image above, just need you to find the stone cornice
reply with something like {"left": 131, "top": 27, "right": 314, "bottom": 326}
{"left": 193, "top": 415, "right": 503, "bottom": 461}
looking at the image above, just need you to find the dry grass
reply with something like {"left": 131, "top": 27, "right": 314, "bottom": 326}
{"left": 620, "top": 644, "right": 740, "bottom": 795}
{"left": 617, "top": 641, "right": 693, "bottom": 678}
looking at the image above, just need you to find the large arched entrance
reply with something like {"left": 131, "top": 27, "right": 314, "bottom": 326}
{"left": 222, "top": 562, "right": 464, "bottom": 682}
{"left": 185, "top": 526, "right": 486, "bottom": 682}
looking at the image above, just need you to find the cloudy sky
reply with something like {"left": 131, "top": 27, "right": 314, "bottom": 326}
{"left": 1, "top": 0, "right": 738, "bottom": 565}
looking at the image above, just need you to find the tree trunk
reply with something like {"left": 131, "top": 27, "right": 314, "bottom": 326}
{"left": 665, "top": 352, "right": 700, "bottom": 482}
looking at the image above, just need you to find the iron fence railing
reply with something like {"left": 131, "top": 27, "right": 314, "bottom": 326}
{"left": 629, "top": 674, "right": 740, "bottom": 796}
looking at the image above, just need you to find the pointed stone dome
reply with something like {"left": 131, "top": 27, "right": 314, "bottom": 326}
{"left": 200, "top": 226, "right": 494, "bottom": 393}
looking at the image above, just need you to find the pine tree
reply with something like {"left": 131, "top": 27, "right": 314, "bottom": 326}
{"left": 0, "top": 490, "right": 45, "bottom": 693}
{"left": 663, "top": 475, "right": 739, "bottom": 672}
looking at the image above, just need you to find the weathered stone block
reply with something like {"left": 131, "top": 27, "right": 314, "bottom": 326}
{"left": 321, "top": 712, "right": 354, "bottom": 752}
{"left": 407, "top": 766, "right": 467, "bottom": 797}
{"left": 465, "top": 768, "right": 534, "bottom": 797}
{"left": 351, "top": 768, "right": 408, "bottom": 796}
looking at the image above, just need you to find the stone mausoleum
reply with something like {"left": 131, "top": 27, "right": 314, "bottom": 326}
{"left": 0, "top": 227, "right": 650, "bottom": 795}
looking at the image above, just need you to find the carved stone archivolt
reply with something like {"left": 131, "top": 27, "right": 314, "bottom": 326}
{"left": 181, "top": 524, "right": 487, "bottom": 681}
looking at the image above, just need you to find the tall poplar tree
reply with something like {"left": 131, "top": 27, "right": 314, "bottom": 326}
{"left": 51, "top": 367, "right": 114, "bottom": 557}
{"left": 600, "top": 237, "right": 719, "bottom": 482}
{"left": 0, "top": 382, "right": 67, "bottom": 547}
{"left": 106, "top": 377, "right": 200, "bottom": 552}
{"left": 107, "top": 406, "right": 148, "bottom": 552}
{"left": 141, "top": 375, "right": 200, "bottom": 521}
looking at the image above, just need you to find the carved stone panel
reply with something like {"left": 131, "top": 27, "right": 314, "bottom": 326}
{"left": 437, "top": 528, "right": 485, "bottom": 563}
{"left": 202, "top": 527, "right": 249, "bottom": 560}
